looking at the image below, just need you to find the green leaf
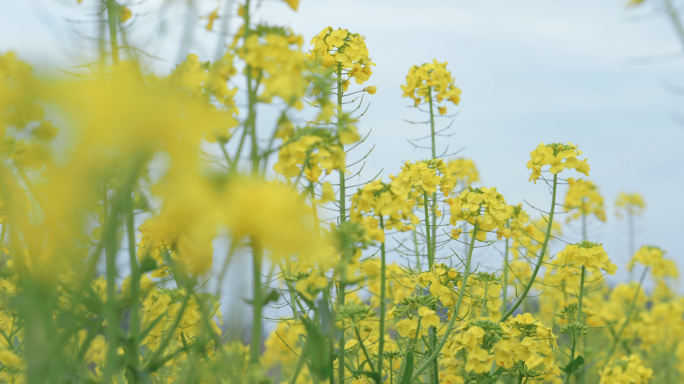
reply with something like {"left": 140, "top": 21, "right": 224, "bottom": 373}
{"left": 139, "top": 256, "right": 158, "bottom": 273}
{"left": 302, "top": 318, "right": 331, "bottom": 380}
{"left": 562, "top": 355, "right": 585, "bottom": 374}
{"left": 398, "top": 351, "right": 414, "bottom": 384}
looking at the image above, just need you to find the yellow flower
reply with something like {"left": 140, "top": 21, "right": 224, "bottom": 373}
{"left": 526, "top": 142, "right": 589, "bottom": 183}
{"left": 0, "top": 350, "right": 23, "bottom": 369}
{"left": 615, "top": 192, "right": 646, "bottom": 218}
{"left": 283, "top": 0, "right": 299, "bottom": 11}
{"left": 628, "top": 246, "right": 677, "bottom": 279}
{"left": 309, "top": 27, "right": 374, "bottom": 84}
{"left": 363, "top": 85, "right": 377, "bottom": 95}
{"left": 556, "top": 241, "right": 617, "bottom": 277}
{"left": 565, "top": 179, "right": 605, "bottom": 222}
{"left": 438, "top": 106, "right": 447, "bottom": 115}
{"left": 119, "top": 6, "right": 132, "bottom": 23}
{"left": 599, "top": 355, "right": 653, "bottom": 383}
{"left": 204, "top": 8, "right": 219, "bottom": 31}
{"left": 401, "top": 59, "right": 462, "bottom": 111}
{"left": 445, "top": 186, "right": 509, "bottom": 241}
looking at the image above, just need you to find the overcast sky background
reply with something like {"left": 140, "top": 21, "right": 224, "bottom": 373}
{"left": 2, "top": 0, "right": 684, "bottom": 322}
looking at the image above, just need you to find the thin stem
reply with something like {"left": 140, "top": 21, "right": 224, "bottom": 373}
{"left": 502, "top": 221, "right": 509, "bottom": 313}
{"left": 411, "top": 225, "right": 479, "bottom": 381}
{"left": 106, "top": 0, "right": 120, "bottom": 64}
{"left": 562, "top": 336, "right": 577, "bottom": 384}
{"left": 102, "top": 180, "right": 121, "bottom": 383}
{"left": 0, "top": 221, "right": 7, "bottom": 256}
{"left": 377, "top": 216, "right": 387, "bottom": 380}
{"left": 602, "top": 267, "right": 648, "bottom": 366}
{"left": 336, "top": 61, "right": 347, "bottom": 384}
{"left": 423, "top": 193, "right": 433, "bottom": 269}
{"left": 249, "top": 237, "right": 264, "bottom": 367}
{"left": 413, "top": 230, "right": 421, "bottom": 271}
{"left": 354, "top": 323, "right": 377, "bottom": 375}
{"left": 577, "top": 267, "right": 586, "bottom": 324}
{"left": 125, "top": 194, "right": 141, "bottom": 382}
{"left": 427, "top": 87, "right": 436, "bottom": 160}
{"left": 500, "top": 174, "right": 558, "bottom": 322}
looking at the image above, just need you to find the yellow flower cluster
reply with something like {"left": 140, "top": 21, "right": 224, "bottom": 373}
{"left": 416, "top": 265, "right": 459, "bottom": 307}
{"left": 599, "top": 355, "right": 653, "bottom": 384}
{"left": 401, "top": 59, "right": 462, "bottom": 113}
{"left": 273, "top": 129, "right": 348, "bottom": 182}
{"left": 309, "top": 26, "right": 374, "bottom": 84}
{"left": 616, "top": 192, "right": 646, "bottom": 218}
{"left": 350, "top": 178, "right": 420, "bottom": 241}
{"left": 398, "top": 159, "right": 455, "bottom": 196}
{"left": 449, "top": 323, "right": 496, "bottom": 374}
{"left": 628, "top": 246, "right": 678, "bottom": 279}
{"left": 166, "top": 52, "right": 240, "bottom": 142}
{"left": 240, "top": 30, "right": 307, "bottom": 108}
{"left": 565, "top": 179, "right": 606, "bottom": 222}
{"left": 446, "top": 157, "right": 480, "bottom": 187}
{"left": 556, "top": 241, "right": 617, "bottom": 277}
{"left": 445, "top": 186, "right": 510, "bottom": 241}
{"left": 527, "top": 142, "right": 590, "bottom": 183}
{"left": 495, "top": 314, "right": 559, "bottom": 375}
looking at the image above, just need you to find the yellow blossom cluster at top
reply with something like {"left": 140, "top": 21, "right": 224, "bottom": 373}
{"left": 446, "top": 157, "right": 480, "bottom": 186}
{"left": 565, "top": 179, "right": 606, "bottom": 222}
{"left": 309, "top": 26, "right": 374, "bottom": 85}
{"left": 239, "top": 29, "right": 307, "bottom": 109}
{"left": 616, "top": 192, "right": 646, "bottom": 218}
{"left": 527, "top": 142, "right": 590, "bottom": 183}
{"left": 446, "top": 187, "right": 510, "bottom": 241}
{"left": 556, "top": 241, "right": 618, "bottom": 277}
{"left": 398, "top": 159, "right": 455, "bottom": 197}
{"left": 350, "top": 178, "right": 420, "bottom": 242}
{"left": 165, "top": 53, "right": 239, "bottom": 142}
{"left": 273, "top": 127, "right": 350, "bottom": 182}
{"left": 401, "top": 60, "right": 462, "bottom": 114}
{"left": 628, "top": 246, "right": 678, "bottom": 279}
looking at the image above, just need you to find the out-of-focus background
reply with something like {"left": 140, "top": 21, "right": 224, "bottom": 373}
{"left": 2, "top": 0, "right": 683, "bottom": 316}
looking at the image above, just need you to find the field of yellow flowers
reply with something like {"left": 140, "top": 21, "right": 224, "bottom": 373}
{"left": 0, "top": 0, "right": 681, "bottom": 384}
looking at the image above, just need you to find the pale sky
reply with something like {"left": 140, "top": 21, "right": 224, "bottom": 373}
{"left": 2, "top": 0, "right": 684, "bottom": 312}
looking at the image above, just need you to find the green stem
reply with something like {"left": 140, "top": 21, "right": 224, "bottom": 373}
{"left": 397, "top": 317, "right": 422, "bottom": 378}
{"left": 378, "top": 216, "right": 387, "bottom": 381}
{"left": 427, "top": 87, "right": 436, "bottom": 160}
{"left": 502, "top": 222, "right": 510, "bottom": 313}
{"left": 0, "top": 220, "right": 7, "bottom": 256}
{"left": 577, "top": 267, "right": 585, "bottom": 324}
{"left": 354, "top": 323, "right": 377, "bottom": 375}
{"left": 413, "top": 230, "right": 421, "bottom": 271}
{"left": 338, "top": 283, "right": 346, "bottom": 384}
{"left": 427, "top": 87, "right": 438, "bottom": 276}
{"left": 102, "top": 180, "right": 121, "bottom": 383}
{"left": 562, "top": 337, "right": 577, "bottom": 384}
{"left": 602, "top": 267, "right": 648, "bottom": 366}
{"left": 106, "top": 0, "right": 120, "bottom": 64}
{"left": 241, "top": 0, "right": 259, "bottom": 175}
{"left": 423, "top": 193, "right": 433, "bottom": 269}
{"left": 336, "top": 61, "right": 348, "bottom": 384}
{"left": 627, "top": 211, "right": 634, "bottom": 282}
{"left": 410, "top": 225, "right": 479, "bottom": 382}
{"left": 337, "top": 63, "right": 346, "bottom": 226}
{"left": 125, "top": 194, "right": 141, "bottom": 381}
{"left": 500, "top": 174, "right": 558, "bottom": 322}
{"left": 249, "top": 237, "right": 264, "bottom": 367}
